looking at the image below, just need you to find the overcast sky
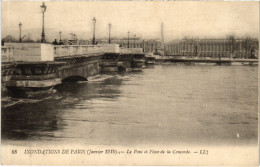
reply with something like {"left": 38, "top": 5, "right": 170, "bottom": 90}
{"left": 2, "top": 1, "right": 259, "bottom": 42}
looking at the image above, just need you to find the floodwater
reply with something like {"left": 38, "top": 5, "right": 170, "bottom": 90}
{"left": 1, "top": 65, "right": 258, "bottom": 146}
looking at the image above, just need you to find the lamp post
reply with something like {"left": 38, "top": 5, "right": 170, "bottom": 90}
{"left": 127, "top": 31, "right": 130, "bottom": 48}
{"left": 92, "top": 17, "right": 96, "bottom": 45}
{"left": 108, "top": 23, "right": 111, "bottom": 44}
{"left": 19, "top": 22, "right": 22, "bottom": 43}
{"left": 73, "top": 34, "right": 77, "bottom": 44}
{"left": 134, "top": 34, "right": 136, "bottom": 48}
{"left": 194, "top": 44, "right": 198, "bottom": 57}
{"left": 40, "top": 2, "right": 47, "bottom": 43}
{"left": 189, "top": 43, "right": 192, "bottom": 58}
{"left": 143, "top": 40, "right": 145, "bottom": 52}
{"left": 59, "top": 31, "right": 62, "bottom": 42}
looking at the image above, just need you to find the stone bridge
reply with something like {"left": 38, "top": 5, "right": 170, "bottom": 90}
{"left": 1, "top": 43, "right": 145, "bottom": 93}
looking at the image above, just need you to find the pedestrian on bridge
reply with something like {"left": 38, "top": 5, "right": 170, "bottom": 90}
{"left": 53, "top": 39, "right": 58, "bottom": 45}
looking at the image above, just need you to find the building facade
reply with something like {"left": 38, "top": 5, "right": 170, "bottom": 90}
{"left": 165, "top": 38, "right": 259, "bottom": 59}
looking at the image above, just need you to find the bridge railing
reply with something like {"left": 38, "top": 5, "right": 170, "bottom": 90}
{"left": 3, "top": 43, "right": 54, "bottom": 62}
{"left": 2, "top": 43, "right": 145, "bottom": 62}
{"left": 54, "top": 45, "right": 145, "bottom": 58}
{"left": 54, "top": 44, "right": 121, "bottom": 58}
{"left": 119, "top": 48, "right": 143, "bottom": 54}
{"left": 54, "top": 45, "right": 103, "bottom": 57}
{"left": 166, "top": 55, "right": 258, "bottom": 62}
{"left": 1, "top": 46, "right": 14, "bottom": 63}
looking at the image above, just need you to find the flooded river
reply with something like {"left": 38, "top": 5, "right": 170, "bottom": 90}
{"left": 1, "top": 65, "right": 258, "bottom": 146}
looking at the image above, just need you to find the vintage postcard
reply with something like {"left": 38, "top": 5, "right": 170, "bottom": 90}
{"left": 1, "top": 1, "right": 259, "bottom": 166}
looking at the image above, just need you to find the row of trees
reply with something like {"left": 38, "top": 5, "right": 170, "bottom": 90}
{"left": 226, "top": 35, "right": 258, "bottom": 59}
{"left": 2, "top": 35, "right": 39, "bottom": 43}
{"left": 2, "top": 35, "right": 71, "bottom": 45}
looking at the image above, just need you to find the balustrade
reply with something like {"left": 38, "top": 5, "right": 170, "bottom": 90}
{"left": 1, "top": 46, "right": 14, "bottom": 62}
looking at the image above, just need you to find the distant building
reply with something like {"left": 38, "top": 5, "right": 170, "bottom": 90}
{"left": 165, "top": 37, "right": 259, "bottom": 59}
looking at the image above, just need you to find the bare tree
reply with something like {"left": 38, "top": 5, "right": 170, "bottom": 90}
{"left": 22, "top": 33, "right": 36, "bottom": 43}
{"left": 242, "top": 37, "right": 254, "bottom": 59}
{"left": 2, "top": 35, "right": 17, "bottom": 42}
{"left": 226, "top": 35, "right": 238, "bottom": 59}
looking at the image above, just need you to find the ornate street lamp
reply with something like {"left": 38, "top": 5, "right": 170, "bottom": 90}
{"left": 143, "top": 40, "right": 145, "bottom": 52}
{"left": 73, "top": 34, "right": 77, "bottom": 44}
{"left": 134, "top": 34, "right": 136, "bottom": 48}
{"left": 108, "top": 23, "right": 111, "bottom": 44}
{"left": 92, "top": 17, "right": 96, "bottom": 45}
{"left": 194, "top": 44, "right": 198, "bottom": 57}
{"left": 19, "top": 22, "right": 22, "bottom": 43}
{"left": 40, "top": 2, "right": 47, "bottom": 43}
{"left": 59, "top": 31, "right": 62, "bottom": 42}
{"left": 127, "top": 31, "right": 130, "bottom": 48}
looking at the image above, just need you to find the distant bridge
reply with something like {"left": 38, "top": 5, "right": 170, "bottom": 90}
{"left": 163, "top": 56, "right": 258, "bottom": 65}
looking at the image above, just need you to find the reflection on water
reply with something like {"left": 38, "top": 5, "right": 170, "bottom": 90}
{"left": 1, "top": 65, "right": 258, "bottom": 146}
{"left": 2, "top": 75, "right": 123, "bottom": 140}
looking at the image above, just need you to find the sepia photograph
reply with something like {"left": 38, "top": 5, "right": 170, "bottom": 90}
{"left": 1, "top": 1, "right": 259, "bottom": 166}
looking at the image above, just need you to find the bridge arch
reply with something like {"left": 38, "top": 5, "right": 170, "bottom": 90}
{"left": 62, "top": 76, "right": 88, "bottom": 83}
{"left": 117, "top": 65, "right": 126, "bottom": 72}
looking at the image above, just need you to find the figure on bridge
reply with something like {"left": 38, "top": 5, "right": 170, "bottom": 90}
{"left": 53, "top": 39, "right": 58, "bottom": 45}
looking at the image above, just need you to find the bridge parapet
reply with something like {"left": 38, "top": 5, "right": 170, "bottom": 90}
{"left": 1, "top": 46, "right": 14, "bottom": 63}
{"left": 2, "top": 43, "right": 122, "bottom": 63}
{"left": 119, "top": 48, "right": 143, "bottom": 54}
{"left": 54, "top": 45, "right": 102, "bottom": 57}
{"left": 2, "top": 43, "right": 145, "bottom": 63}
{"left": 54, "top": 44, "right": 120, "bottom": 58}
{"left": 3, "top": 43, "right": 54, "bottom": 62}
